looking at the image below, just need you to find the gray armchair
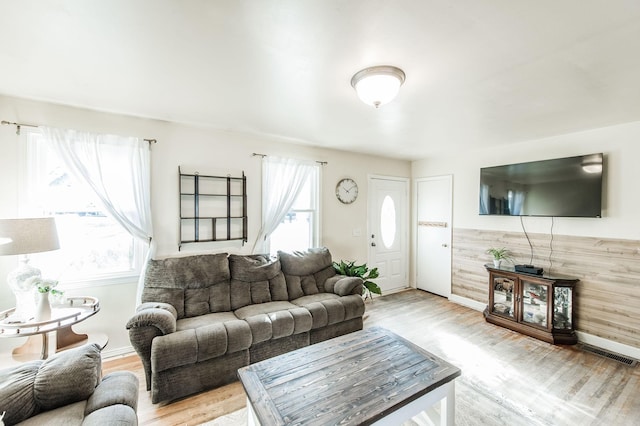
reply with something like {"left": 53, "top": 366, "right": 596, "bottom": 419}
{"left": 0, "top": 343, "right": 138, "bottom": 426}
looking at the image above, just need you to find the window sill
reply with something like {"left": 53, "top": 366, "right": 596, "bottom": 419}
{"left": 59, "top": 273, "right": 140, "bottom": 290}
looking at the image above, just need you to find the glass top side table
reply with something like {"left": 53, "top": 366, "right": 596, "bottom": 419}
{"left": 0, "top": 296, "right": 107, "bottom": 361}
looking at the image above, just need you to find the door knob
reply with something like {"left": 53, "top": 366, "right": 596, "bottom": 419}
{"left": 442, "top": 243, "right": 448, "bottom": 248}
{"left": 371, "top": 242, "right": 377, "bottom": 247}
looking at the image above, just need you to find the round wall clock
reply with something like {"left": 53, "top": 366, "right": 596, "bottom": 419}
{"left": 336, "top": 178, "right": 358, "bottom": 204}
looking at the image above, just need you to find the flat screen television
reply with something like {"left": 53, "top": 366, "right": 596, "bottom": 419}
{"left": 479, "top": 153, "right": 603, "bottom": 217}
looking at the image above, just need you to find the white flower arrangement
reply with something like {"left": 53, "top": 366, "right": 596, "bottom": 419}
{"left": 26, "top": 277, "right": 64, "bottom": 296}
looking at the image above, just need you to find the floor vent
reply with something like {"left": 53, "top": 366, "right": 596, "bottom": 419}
{"left": 579, "top": 344, "right": 638, "bottom": 367}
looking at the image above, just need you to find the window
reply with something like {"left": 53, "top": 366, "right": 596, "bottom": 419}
{"left": 22, "top": 131, "right": 143, "bottom": 285}
{"left": 268, "top": 166, "right": 320, "bottom": 255}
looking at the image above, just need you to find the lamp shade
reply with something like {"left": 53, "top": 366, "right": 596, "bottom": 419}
{"left": 351, "top": 65, "right": 406, "bottom": 108}
{"left": 0, "top": 218, "right": 60, "bottom": 256}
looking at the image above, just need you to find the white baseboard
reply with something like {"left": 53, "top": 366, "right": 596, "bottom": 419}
{"left": 448, "top": 294, "right": 486, "bottom": 312}
{"left": 575, "top": 331, "right": 640, "bottom": 361}
{"left": 101, "top": 345, "right": 135, "bottom": 360}
{"left": 448, "top": 294, "right": 640, "bottom": 361}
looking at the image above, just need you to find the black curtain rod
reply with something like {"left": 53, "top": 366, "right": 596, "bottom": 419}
{"left": 252, "top": 152, "right": 327, "bottom": 165}
{"left": 1, "top": 120, "right": 157, "bottom": 143}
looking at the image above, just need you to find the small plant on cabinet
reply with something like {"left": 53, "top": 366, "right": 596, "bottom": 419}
{"left": 486, "top": 247, "right": 514, "bottom": 268}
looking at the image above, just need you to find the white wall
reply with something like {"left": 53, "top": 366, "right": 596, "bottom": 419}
{"left": 0, "top": 95, "right": 410, "bottom": 357}
{"left": 412, "top": 121, "right": 640, "bottom": 240}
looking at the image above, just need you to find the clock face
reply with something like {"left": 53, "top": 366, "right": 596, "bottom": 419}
{"left": 336, "top": 178, "right": 358, "bottom": 204}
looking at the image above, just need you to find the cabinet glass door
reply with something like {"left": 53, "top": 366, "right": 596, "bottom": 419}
{"left": 492, "top": 276, "right": 515, "bottom": 318}
{"left": 521, "top": 280, "right": 549, "bottom": 328}
{"left": 553, "top": 287, "right": 572, "bottom": 329}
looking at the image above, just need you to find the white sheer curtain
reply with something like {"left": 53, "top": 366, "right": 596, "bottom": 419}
{"left": 479, "top": 183, "right": 490, "bottom": 214}
{"left": 39, "top": 126, "right": 154, "bottom": 303}
{"left": 252, "top": 156, "right": 317, "bottom": 254}
{"left": 510, "top": 191, "right": 526, "bottom": 215}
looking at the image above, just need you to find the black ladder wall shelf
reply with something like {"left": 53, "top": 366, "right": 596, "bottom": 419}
{"left": 178, "top": 167, "right": 247, "bottom": 250}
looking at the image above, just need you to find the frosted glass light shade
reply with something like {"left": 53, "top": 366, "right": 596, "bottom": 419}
{"left": 351, "top": 65, "right": 406, "bottom": 108}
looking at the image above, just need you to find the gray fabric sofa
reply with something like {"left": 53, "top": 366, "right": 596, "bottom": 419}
{"left": 126, "top": 247, "right": 365, "bottom": 403}
{"left": 0, "top": 343, "right": 138, "bottom": 426}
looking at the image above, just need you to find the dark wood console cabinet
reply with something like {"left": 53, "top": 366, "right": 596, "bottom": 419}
{"left": 484, "top": 264, "right": 578, "bottom": 345}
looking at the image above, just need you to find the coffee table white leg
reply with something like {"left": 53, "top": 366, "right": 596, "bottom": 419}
{"left": 440, "top": 381, "right": 455, "bottom": 426}
{"left": 246, "top": 397, "right": 260, "bottom": 426}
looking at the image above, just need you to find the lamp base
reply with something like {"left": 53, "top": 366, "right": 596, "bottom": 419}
{"left": 6, "top": 256, "right": 40, "bottom": 323}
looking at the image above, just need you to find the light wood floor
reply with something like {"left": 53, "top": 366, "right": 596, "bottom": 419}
{"left": 103, "top": 290, "right": 640, "bottom": 425}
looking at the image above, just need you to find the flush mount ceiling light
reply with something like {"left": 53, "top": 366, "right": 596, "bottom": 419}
{"left": 351, "top": 65, "right": 406, "bottom": 108}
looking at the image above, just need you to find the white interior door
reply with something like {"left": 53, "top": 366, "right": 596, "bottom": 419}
{"left": 416, "top": 175, "right": 452, "bottom": 297}
{"left": 369, "top": 176, "right": 409, "bottom": 293}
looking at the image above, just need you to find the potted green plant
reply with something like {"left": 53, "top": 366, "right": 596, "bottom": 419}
{"left": 333, "top": 260, "right": 381, "bottom": 300}
{"left": 486, "top": 247, "right": 514, "bottom": 268}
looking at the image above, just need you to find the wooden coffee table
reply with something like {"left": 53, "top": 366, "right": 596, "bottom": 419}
{"left": 238, "top": 326, "right": 461, "bottom": 425}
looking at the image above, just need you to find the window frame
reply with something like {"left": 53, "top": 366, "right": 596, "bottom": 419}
{"left": 19, "top": 130, "right": 144, "bottom": 288}
{"left": 266, "top": 164, "right": 321, "bottom": 254}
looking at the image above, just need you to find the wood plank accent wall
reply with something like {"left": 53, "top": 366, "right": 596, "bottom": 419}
{"left": 452, "top": 228, "right": 640, "bottom": 349}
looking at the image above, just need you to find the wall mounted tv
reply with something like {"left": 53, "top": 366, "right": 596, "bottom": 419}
{"left": 479, "top": 153, "right": 603, "bottom": 217}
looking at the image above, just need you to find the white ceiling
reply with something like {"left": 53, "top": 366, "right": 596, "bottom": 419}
{"left": 1, "top": 1, "right": 640, "bottom": 160}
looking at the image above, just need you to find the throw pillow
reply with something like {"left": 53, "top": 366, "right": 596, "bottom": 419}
{"left": 34, "top": 343, "right": 102, "bottom": 411}
{"left": 0, "top": 361, "right": 41, "bottom": 425}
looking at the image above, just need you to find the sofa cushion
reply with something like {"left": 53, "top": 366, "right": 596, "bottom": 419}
{"left": 0, "top": 360, "right": 41, "bottom": 425}
{"left": 34, "top": 343, "right": 102, "bottom": 411}
{"left": 176, "top": 311, "right": 238, "bottom": 331}
{"left": 269, "top": 273, "right": 288, "bottom": 301}
{"left": 15, "top": 400, "right": 86, "bottom": 426}
{"left": 151, "top": 329, "right": 198, "bottom": 372}
{"left": 234, "top": 301, "right": 299, "bottom": 319}
{"left": 292, "top": 294, "right": 365, "bottom": 329}
{"left": 284, "top": 275, "right": 304, "bottom": 299}
{"left": 156, "top": 314, "right": 252, "bottom": 372}
{"left": 184, "top": 288, "right": 210, "bottom": 317}
{"left": 143, "top": 253, "right": 231, "bottom": 319}
{"left": 278, "top": 248, "right": 333, "bottom": 276}
{"left": 313, "top": 265, "right": 336, "bottom": 293}
{"left": 229, "top": 254, "right": 279, "bottom": 282}
{"left": 279, "top": 248, "right": 338, "bottom": 297}
{"left": 229, "top": 254, "right": 287, "bottom": 307}
{"left": 300, "top": 275, "right": 319, "bottom": 295}
{"left": 210, "top": 281, "right": 232, "bottom": 312}
{"left": 141, "top": 287, "right": 185, "bottom": 319}
{"left": 234, "top": 301, "right": 312, "bottom": 343}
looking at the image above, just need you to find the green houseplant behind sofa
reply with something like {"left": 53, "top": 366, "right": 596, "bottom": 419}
{"left": 126, "top": 247, "right": 365, "bottom": 403}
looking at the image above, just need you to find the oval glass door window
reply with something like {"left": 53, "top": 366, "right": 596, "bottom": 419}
{"left": 380, "top": 195, "right": 396, "bottom": 248}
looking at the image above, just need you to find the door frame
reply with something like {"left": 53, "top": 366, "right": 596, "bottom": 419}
{"left": 367, "top": 174, "right": 410, "bottom": 294}
{"left": 412, "top": 174, "right": 453, "bottom": 295}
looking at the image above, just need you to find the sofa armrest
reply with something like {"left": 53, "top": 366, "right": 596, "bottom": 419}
{"left": 333, "top": 276, "right": 363, "bottom": 296}
{"left": 82, "top": 404, "right": 138, "bottom": 426}
{"left": 85, "top": 371, "right": 139, "bottom": 417}
{"left": 126, "top": 303, "right": 178, "bottom": 390}
{"left": 126, "top": 302, "right": 177, "bottom": 335}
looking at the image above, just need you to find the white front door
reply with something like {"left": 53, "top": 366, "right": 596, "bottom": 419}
{"left": 369, "top": 176, "right": 409, "bottom": 293}
{"left": 416, "top": 175, "right": 452, "bottom": 297}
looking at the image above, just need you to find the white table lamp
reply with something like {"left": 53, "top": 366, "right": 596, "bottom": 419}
{"left": 0, "top": 218, "right": 60, "bottom": 322}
